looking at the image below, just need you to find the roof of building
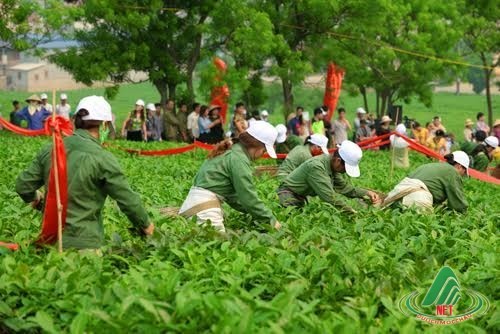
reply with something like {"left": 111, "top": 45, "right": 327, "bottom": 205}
{"left": 8, "top": 63, "right": 46, "bottom": 71}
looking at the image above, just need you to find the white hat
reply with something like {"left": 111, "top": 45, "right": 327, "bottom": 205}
{"left": 260, "top": 110, "right": 269, "bottom": 117}
{"left": 451, "top": 150, "right": 470, "bottom": 175}
{"left": 77, "top": 96, "right": 112, "bottom": 121}
{"left": 395, "top": 123, "right": 406, "bottom": 135}
{"left": 146, "top": 103, "right": 156, "bottom": 111}
{"left": 356, "top": 107, "right": 366, "bottom": 114}
{"left": 40, "top": 93, "right": 48, "bottom": 100}
{"left": 275, "top": 124, "right": 287, "bottom": 144}
{"left": 381, "top": 115, "right": 392, "bottom": 123}
{"left": 338, "top": 140, "right": 363, "bottom": 177}
{"left": 485, "top": 136, "right": 499, "bottom": 148}
{"left": 60, "top": 93, "right": 68, "bottom": 100}
{"left": 135, "top": 99, "right": 145, "bottom": 107}
{"left": 246, "top": 120, "right": 278, "bottom": 158}
{"left": 308, "top": 134, "right": 329, "bottom": 155}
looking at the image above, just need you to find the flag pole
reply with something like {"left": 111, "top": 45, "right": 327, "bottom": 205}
{"left": 51, "top": 89, "right": 63, "bottom": 253}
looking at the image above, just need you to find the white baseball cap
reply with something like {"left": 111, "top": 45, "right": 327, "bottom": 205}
{"left": 146, "top": 103, "right": 156, "bottom": 111}
{"left": 308, "top": 134, "right": 329, "bottom": 155}
{"left": 40, "top": 93, "right": 48, "bottom": 100}
{"left": 395, "top": 123, "right": 406, "bottom": 135}
{"left": 451, "top": 150, "right": 470, "bottom": 175}
{"left": 356, "top": 107, "right": 366, "bottom": 114}
{"left": 135, "top": 99, "right": 145, "bottom": 107}
{"left": 338, "top": 140, "right": 363, "bottom": 177}
{"left": 485, "top": 136, "right": 499, "bottom": 148}
{"left": 261, "top": 110, "right": 269, "bottom": 117}
{"left": 247, "top": 120, "right": 278, "bottom": 158}
{"left": 60, "top": 93, "right": 68, "bottom": 100}
{"left": 77, "top": 96, "right": 112, "bottom": 121}
{"left": 275, "top": 124, "right": 287, "bottom": 143}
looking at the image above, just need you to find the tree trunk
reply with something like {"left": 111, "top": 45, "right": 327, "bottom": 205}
{"left": 455, "top": 78, "right": 460, "bottom": 95}
{"left": 375, "top": 90, "right": 380, "bottom": 118}
{"left": 360, "top": 86, "right": 369, "bottom": 113}
{"left": 480, "top": 53, "right": 493, "bottom": 128}
{"left": 186, "top": 72, "right": 195, "bottom": 106}
{"left": 282, "top": 76, "right": 294, "bottom": 119}
{"left": 154, "top": 80, "right": 168, "bottom": 105}
{"left": 167, "top": 82, "right": 177, "bottom": 104}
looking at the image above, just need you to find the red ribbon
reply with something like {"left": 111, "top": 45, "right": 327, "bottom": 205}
{"left": 0, "top": 116, "right": 73, "bottom": 136}
{"left": 37, "top": 116, "right": 72, "bottom": 244}
{"left": 0, "top": 241, "right": 19, "bottom": 251}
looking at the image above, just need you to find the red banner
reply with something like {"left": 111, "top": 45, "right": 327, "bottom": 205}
{"left": 324, "top": 63, "right": 345, "bottom": 121}
{"left": 37, "top": 116, "right": 72, "bottom": 244}
{"left": 210, "top": 57, "right": 230, "bottom": 123}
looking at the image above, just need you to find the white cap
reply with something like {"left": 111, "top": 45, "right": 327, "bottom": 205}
{"left": 135, "top": 99, "right": 145, "bottom": 107}
{"left": 356, "top": 107, "right": 366, "bottom": 114}
{"left": 451, "top": 150, "right": 470, "bottom": 175}
{"left": 40, "top": 93, "right": 48, "bottom": 99}
{"left": 76, "top": 96, "right": 112, "bottom": 121}
{"left": 395, "top": 123, "right": 406, "bottom": 135}
{"left": 146, "top": 103, "right": 156, "bottom": 111}
{"left": 261, "top": 110, "right": 269, "bottom": 116}
{"left": 338, "top": 140, "right": 363, "bottom": 177}
{"left": 60, "top": 93, "right": 68, "bottom": 100}
{"left": 485, "top": 136, "right": 499, "bottom": 148}
{"left": 308, "top": 134, "right": 329, "bottom": 155}
{"left": 275, "top": 124, "right": 287, "bottom": 143}
{"left": 246, "top": 120, "right": 278, "bottom": 158}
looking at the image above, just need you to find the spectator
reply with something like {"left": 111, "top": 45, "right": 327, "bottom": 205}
{"left": 122, "top": 99, "right": 147, "bottom": 142}
{"left": 153, "top": 103, "right": 164, "bottom": 142}
{"left": 187, "top": 103, "right": 200, "bottom": 141}
{"left": 40, "top": 93, "right": 53, "bottom": 113}
{"left": 366, "top": 113, "right": 376, "bottom": 128}
{"left": 310, "top": 107, "right": 325, "bottom": 135}
{"left": 231, "top": 102, "right": 248, "bottom": 138}
{"left": 298, "top": 112, "right": 310, "bottom": 141}
{"left": 208, "top": 106, "right": 224, "bottom": 144}
{"left": 55, "top": 93, "right": 71, "bottom": 119}
{"left": 460, "top": 130, "right": 486, "bottom": 155}
{"left": 493, "top": 119, "right": 500, "bottom": 141}
{"left": 198, "top": 105, "right": 221, "bottom": 143}
{"left": 463, "top": 119, "right": 474, "bottom": 142}
{"left": 377, "top": 115, "right": 392, "bottom": 150}
{"left": 470, "top": 136, "right": 498, "bottom": 172}
{"left": 260, "top": 110, "right": 269, "bottom": 122}
{"left": 411, "top": 122, "right": 428, "bottom": 145}
{"left": 176, "top": 102, "right": 189, "bottom": 142}
{"left": 475, "top": 112, "right": 490, "bottom": 134}
{"left": 355, "top": 119, "right": 372, "bottom": 143}
{"left": 332, "top": 107, "right": 351, "bottom": 145}
{"left": 16, "top": 95, "right": 51, "bottom": 130}
{"left": 431, "top": 116, "right": 446, "bottom": 135}
{"left": 426, "top": 129, "right": 447, "bottom": 155}
{"left": 287, "top": 106, "right": 304, "bottom": 136}
{"left": 163, "top": 99, "right": 180, "bottom": 141}
{"left": 426, "top": 122, "right": 436, "bottom": 138}
{"left": 353, "top": 107, "right": 367, "bottom": 138}
{"left": 145, "top": 103, "right": 158, "bottom": 141}
{"left": 390, "top": 124, "right": 410, "bottom": 168}
{"left": 9, "top": 100, "right": 22, "bottom": 126}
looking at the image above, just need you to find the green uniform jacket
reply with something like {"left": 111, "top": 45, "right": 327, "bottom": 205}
{"left": 177, "top": 111, "right": 188, "bottom": 134}
{"left": 193, "top": 143, "right": 276, "bottom": 224}
{"left": 282, "top": 154, "right": 367, "bottom": 212}
{"left": 277, "top": 144, "right": 312, "bottom": 180}
{"left": 276, "top": 135, "right": 303, "bottom": 154}
{"left": 460, "top": 141, "right": 477, "bottom": 155}
{"left": 472, "top": 152, "right": 489, "bottom": 172}
{"left": 163, "top": 110, "right": 179, "bottom": 140}
{"left": 409, "top": 162, "right": 468, "bottom": 212}
{"left": 16, "top": 129, "right": 149, "bottom": 249}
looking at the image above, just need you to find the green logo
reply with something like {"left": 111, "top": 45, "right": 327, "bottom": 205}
{"left": 399, "top": 266, "right": 490, "bottom": 325}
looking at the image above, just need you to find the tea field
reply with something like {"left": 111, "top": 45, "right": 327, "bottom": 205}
{"left": 0, "top": 132, "right": 498, "bottom": 333}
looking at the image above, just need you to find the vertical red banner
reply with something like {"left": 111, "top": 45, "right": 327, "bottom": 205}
{"left": 323, "top": 63, "right": 345, "bottom": 121}
{"left": 210, "top": 58, "right": 230, "bottom": 123}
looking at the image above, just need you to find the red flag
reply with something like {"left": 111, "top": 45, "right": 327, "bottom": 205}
{"left": 323, "top": 63, "right": 345, "bottom": 121}
{"left": 37, "top": 116, "right": 72, "bottom": 244}
{"left": 210, "top": 57, "right": 230, "bottom": 123}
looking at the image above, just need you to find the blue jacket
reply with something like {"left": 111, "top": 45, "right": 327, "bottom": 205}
{"left": 16, "top": 106, "right": 51, "bottom": 130}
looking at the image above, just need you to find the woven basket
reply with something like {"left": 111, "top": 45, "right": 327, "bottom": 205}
{"left": 255, "top": 166, "right": 279, "bottom": 176}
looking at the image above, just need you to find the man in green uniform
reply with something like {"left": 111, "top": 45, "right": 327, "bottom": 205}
{"left": 383, "top": 151, "right": 469, "bottom": 212}
{"left": 460, "top": 130, "right": 486, "bottom": 155}
{"left": 176, "top": 102, "right": 189, "bottom": 142}
{"left": 277, "top": 133, "right": 329, "bottom": 180}
{"left": 16, "top": 96, "right": 154, "bottom": 250}
{"left": 470, "top": 136, "right": 498, "bottom": 172}
{"left": 163, "top": 99, "right": 179, "bottom": 141}
{"left": 278, "top": 140, "right": 381, "bottom": 213}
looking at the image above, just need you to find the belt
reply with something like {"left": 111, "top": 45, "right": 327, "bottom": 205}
{"left": 179, "top": 200, "right": 221, "bottom": 218}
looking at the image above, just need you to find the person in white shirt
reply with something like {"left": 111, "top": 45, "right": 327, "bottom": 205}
{"left": 40, "top": 93, "right": 53, "bottom": 113}
{"left": 56, "top": 93, "right": 71, "bottom": 119}
{"left": 187, "top": 103, "right": 201, "bottom": 141}
{"left": 390, "top": 124, "right": 410, "bottom": 168}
